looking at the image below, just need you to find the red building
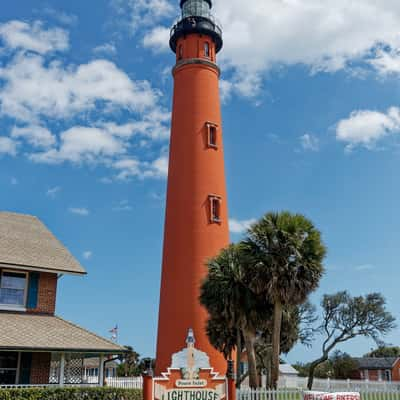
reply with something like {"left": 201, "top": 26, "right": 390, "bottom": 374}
{"left": 155, "top": 0, "right": 229, "bottom": 376}
{"left": 0, "top": 211, "right": 125, "bottom": 386}
{"left": 354, "top": 358, "right": 400, "bottom": 381}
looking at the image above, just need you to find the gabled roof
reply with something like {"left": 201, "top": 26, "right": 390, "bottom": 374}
{"left": 0, "top": 211, "right": 86, "bottom": 275}
{"left": 354, "top": 357, "right": 398, "bottom": 370}
{"left": 0, "top": 312, "right": 126, "bottom": 354}
{"left": 279, "top": 364, "right": 299, "bottom": 375}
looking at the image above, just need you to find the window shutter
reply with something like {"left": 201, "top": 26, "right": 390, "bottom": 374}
{"left": 19, "top": 352, "right": 32, "bottom": 384}
{"left": 27, "top": 272, "right": 39, "bottom": 309}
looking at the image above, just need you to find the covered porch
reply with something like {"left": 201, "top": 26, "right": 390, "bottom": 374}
{"left": 0, "top": 312, "right": 126, "bottom": 387}
{"left": 0, "top": 351, "right": 111, "bottom": 387}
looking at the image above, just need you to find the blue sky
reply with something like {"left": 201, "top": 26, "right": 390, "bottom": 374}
{"left": 0, "top": 0, "right": 399, "bottom": 365}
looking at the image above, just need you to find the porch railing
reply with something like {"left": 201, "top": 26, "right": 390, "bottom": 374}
{"left": 106, "top": 376, "right": 143, "bottom": 389}
{"left": 0, "top": 383, "right": 98, "bottom": 389}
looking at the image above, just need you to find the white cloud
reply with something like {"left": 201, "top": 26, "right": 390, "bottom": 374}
{"left": 83, "top": 251, "right": 93, "bottom": 260}
{"left": 41, "top": 8, "right": 78, "bottom": 26}
{"left": 112, "top": 154, "right": 168, "bottom": 180}
{"left": 0, "top": 137, "right": 17, "bottom": 156}
{"left": 336, "top": 107, "right": 400, "bottom": 150}
{"left": 99, "top": 111, "right": 170, "bottom": 140}
{"left": 150, "top": 191, "right": 164, "bottom": 201}
{"left": 28, "top": 119, "right": 170, "bottom": 168}
{"left": 0, "top": 54, "right": 160, "bottom": 123}
{"left": 11, "top": 125, "right": 55, "bottom": 148}
{"left": 219, "top": 74, "right": 263, "bottom": 101}
{"left": 214, "top": 1, "right": 400, "bottom": 76}
{"left": 139, "top": 0, "right": 400, "bottom": 98}
{"left": 112, "top": 200, "right": 133, "bottom": 212}
{"left": 93, "top": 43, "right": 117, "bottom": 56}
{"left": 113, "top": 158, "right": 141, "bottom": 180}
{"left": 229, "top": 218, "right": 256, "bottom": 234}
{"left": 46, "top": 186, "right": 61, "bottom": 198}
{"left": 69, "top": 207, "right": 90, "bottom": 216}
{"left": 369, "top": 49, "right": 400, "bottom": 75}
{"left": 31, "top": 126, "right": 126, "bottom": 164}
{"left": 0, "top": 20, "right": 69, "bottom": 53}
{"left": 219, "top": 79, "right": 234, "bottom": 103}
{"left": 109, "top": 0, "right": 400, "bottom": 100}
{"left": 300, "top": 133, "right": 320, "bottom": 152}
{"left": 148, "top": 155, "right": 169, "bottom": 178}
{"left": 111, "top": 0, "right": 174, "bottom": 31}
{"left": 355, "top": 264, "right": 375, "bottom": 271}
{"left": 0, "top": 19, "right": 171, "bottom": 181}
{"left": 143, "top": 27, "right": 170, "bottom": 53}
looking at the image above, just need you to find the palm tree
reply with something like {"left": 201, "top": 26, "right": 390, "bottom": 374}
{"left": 117, "top": 346, "right": 140, "bottom": 377}
{"left": 246, "top": 212, "right": 326, "bottom": 388}
{"left": 200, "top": 243, "right": 268, "bottom": 388}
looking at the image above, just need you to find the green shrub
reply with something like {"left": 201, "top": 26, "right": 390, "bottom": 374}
{"left": 0, "top": 387, "right": 142, "bottom": 400}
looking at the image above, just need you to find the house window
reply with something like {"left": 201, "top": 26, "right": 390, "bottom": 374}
{"left": 385, "top": 370, "right": 391, "bottom": 381}
{"left": 0, "top": 271, "right": 27, "bottom": 307}
{"left": 204, "top": 42, "right": 210, "bottom": 58}
{"left": 209, "top": 195, "right": 222, "bottom": 223}
{"left": 206, "top": 123, "right": 218, "bottom": 148}
{"left": 0, "top": 352, "right": 18, "bottom": 385}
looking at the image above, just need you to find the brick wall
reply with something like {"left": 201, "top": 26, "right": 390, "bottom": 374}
{"left": 30, "top": 352, "right": 51, "bottom": 384}
{"left": 391, "top": 359, "right": 400, "bottom": 381}
{"left": 29, "top": 272, "right": 58, "bottom": 315}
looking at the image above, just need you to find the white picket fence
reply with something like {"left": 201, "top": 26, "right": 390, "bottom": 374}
{"left": 104, "top": 376, "right": 400, "bottom": 393}
{"left": 278, "top": 377, "right": 400, "bottom": 392}
{"left": 239, "top": 388, "right": 301, "bottom": 400}
{"left": 237, "top": 388, "right": 400, "bottom": 400}
{"left": 106, "top": 376, "right": 143, "bottom": 389}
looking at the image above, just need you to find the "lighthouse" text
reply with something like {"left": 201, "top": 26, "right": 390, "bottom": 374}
{"left": 166, "top": 389, "right": 219, "bottom": 400}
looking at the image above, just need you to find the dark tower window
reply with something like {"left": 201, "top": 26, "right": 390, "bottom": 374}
{"left": 178, "top": 45, "right": 183, "bottom": 60}
{"left": 206, "top": 123, "right": 218, "bottom": 148}
{"left": 204, "top": 42, "right": 210, "bottom": 58}
{"left": 209, "top": 195, "right": 221, "bottom": 223}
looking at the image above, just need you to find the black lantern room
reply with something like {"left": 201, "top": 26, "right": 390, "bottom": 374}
{"left": 170, "top": 0, "right": 223, "bottom": 54}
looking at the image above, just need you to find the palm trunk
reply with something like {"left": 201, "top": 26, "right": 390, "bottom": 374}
{"left": 236, "top": 328, "right": 242, "bottom": 388}
{"left": 265, "top": 349, "right": 272, "bottom": 388}
{"left": 243, "top": 329, "right": 258, "bottom": 388}
{"left": 271, "top": 300, "right": 283, "bottom": 389}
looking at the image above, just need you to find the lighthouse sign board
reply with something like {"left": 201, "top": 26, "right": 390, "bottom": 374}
{"left": 153, "top": 330, "right": 228, "bottom": 400}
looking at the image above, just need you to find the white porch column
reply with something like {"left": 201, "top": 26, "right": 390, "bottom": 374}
{"left": 99, "top": 354, "right": 105, "bottom": 387}
{"left": 60, "top": 353, "right": 65, "bottom": 387}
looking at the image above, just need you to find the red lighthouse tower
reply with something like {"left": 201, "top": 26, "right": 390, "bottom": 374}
{"left": 156, "top": 0, "right": 229, "bottom": 376}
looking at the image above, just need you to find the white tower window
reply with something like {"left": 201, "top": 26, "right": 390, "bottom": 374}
{"left": 209, "top": 195, "right": 222, "bottom": 223}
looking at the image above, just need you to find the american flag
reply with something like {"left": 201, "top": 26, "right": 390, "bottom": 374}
{"left": 109, "top": 324, "right": 118, "bottom": 341}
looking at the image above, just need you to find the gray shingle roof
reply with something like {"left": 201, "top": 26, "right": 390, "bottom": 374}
{"left": 354, "top": 357, "right": 398, "bottom": 369}
{"left": 0, "top": 312, "right": 126, "bottom": 353}
{"left": 279, "top": 364, "right": 299, "bottom": 375}
{"left": 0, "top": 211, "right": 85, "bottom": 275}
